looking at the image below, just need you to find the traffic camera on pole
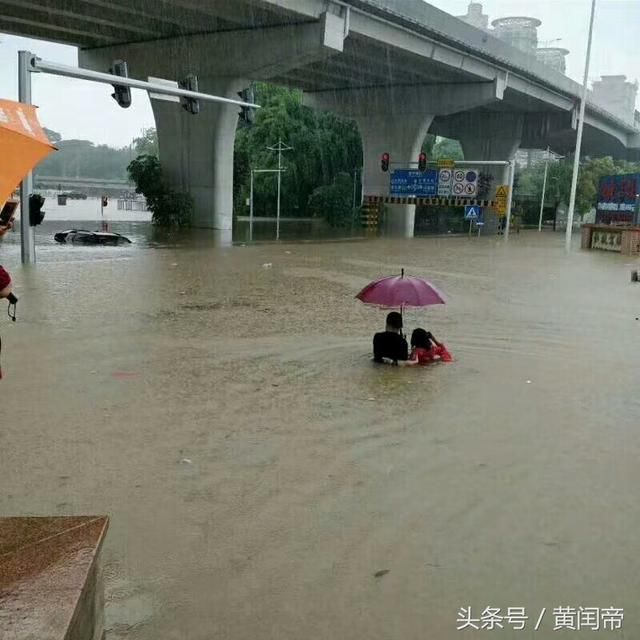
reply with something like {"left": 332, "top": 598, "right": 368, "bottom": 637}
{"left": 179, "top": 74, "right": 200, "bottom": 115}
{"left": 418, "top": 152, "right": 427, "bottom": 172}
{"left": 109, "top": 60, "right": 131, "bottom": 108}
{"left": 381, "top": 152, "right": 390, "bottom": 172}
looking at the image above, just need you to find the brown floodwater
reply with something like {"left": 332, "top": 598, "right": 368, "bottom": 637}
{"left": 1, "top": 227, "right": 640, "bottom": 639}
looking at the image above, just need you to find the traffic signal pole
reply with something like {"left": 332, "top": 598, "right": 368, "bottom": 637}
{"left": 18, "top": 51, "right": 36, "bottom": 264}
{"left": 503, "top": 160, "right": 516, "bottom": 239}
{"left": 16, "top": 50, "right": 261, "bottom": 264}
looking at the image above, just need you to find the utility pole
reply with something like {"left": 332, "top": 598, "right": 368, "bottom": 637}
{"left": 249, "top": 168, "right": 280, "bottom": 242}
{"left": 267, "top": 139, "right": 292, "bottom": 240}
{"left": 503, "top": 160, "right": 516, "bottom": 239}
{"left": 352, "top": 167, "right": 359, "bottom": 211}
{"left": 538, "top": 149, "right": 565, "bottom": 231}
{"left": 565, "top": 0, "right": 597, "bottom": 251}
{"left": 538, "top": 147, "right": 550, "bottom": 232}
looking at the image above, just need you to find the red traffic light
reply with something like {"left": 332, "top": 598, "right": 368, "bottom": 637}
{"left": 381, "top": 152, "right": 390, "bottom": 172}
{"left": 418, "top": 152, "right": 427, "bottom": 172}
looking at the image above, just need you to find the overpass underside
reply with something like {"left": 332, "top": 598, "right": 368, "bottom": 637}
{"left": 2, "top": 0, "right": 638, "bottom": 231}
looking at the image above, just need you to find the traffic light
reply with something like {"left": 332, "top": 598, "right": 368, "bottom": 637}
{"left": 418, "top": 152, "right": 427, "bottom": 172}
{"left": 381, "top": 152, "right": 390, "bottom": 172}
{"left": 179, "top": 74, "right": 200, "bottom": 115}
{"left": 238, "top": 86, "right": 256, "bottom": 125}
{"left": 109, "top": 60, "right": 131, "bottom": 108}
{"left": 28, "top": 193, "right": 45, "bottom": 226}
{"left": 101, "top": 196, "right": 109, "bottom": 208}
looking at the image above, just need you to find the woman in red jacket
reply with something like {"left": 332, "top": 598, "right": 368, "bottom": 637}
{"left": 409, "top": 328, "right": 453, "bottom": 364}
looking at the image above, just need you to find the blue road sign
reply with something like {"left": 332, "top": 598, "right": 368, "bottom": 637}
{"left": 464, "top": 205, "right": 482, "bottom": 220}
{"left": 390, "top": 169, "right": 438, "bottom": 196}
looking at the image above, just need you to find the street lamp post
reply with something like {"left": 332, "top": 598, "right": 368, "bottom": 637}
{"left": 565, "top": 0, "right": 597, "bottom": 251}
{"left": 249, "top": 169, "right": 254, "bottom": 242}
{"left": 538, "top": 147, "right": 550, "bottom": 232}
{"left": 538, "top": 148, "right": 565, "bottom": 231}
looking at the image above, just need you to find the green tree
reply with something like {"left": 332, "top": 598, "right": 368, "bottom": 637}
{"left": 127, "top": 154, "right": 192, "bottom": 227}
{"left": 307, "top": 172, "right": 357, "bottom": 228}
{"left": 35, "top": 131, "right": 160, "bottom": 181}
{"left": 519, "top": 158, "right": 573, "bottom": 211}
{"left": 36, "top": 138, "right": 130, "bottom": 180}
{"left": 422, "top": 134, "right": 436, "bottom": 156}
{"left": 432, "top": 137, "right": 464, "bottom": 161}
{"left": 519, "top": 155, "right": 640, "bottom": 218}
{"left": 132, "top": 128, "right": 159, "bottom": 156}
{"left": 233, "top": 83, "right": 362, "bottom": 221}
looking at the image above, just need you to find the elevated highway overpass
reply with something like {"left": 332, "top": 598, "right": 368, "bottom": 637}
{"left": 2, "top": 0, "right": 639, "bottom": 232}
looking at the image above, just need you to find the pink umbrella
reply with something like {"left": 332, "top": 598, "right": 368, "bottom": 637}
{"left": 356, "top": 269, "right": 446, "bottom": 310}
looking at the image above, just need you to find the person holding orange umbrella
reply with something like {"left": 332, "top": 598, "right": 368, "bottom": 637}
{"left": 0, "top": 217, "right": 14, "bottom": 239}
{"left": 0, "top": 98, "right": 56, "bottom": 212}
{"left": 0, "top": 98, "right": 54, "bottom": 301}
{"left": 0, "top": 98, "right": 53, "bottom": 376}
{"left": 0, "top": 97, "right": 56, "bottom": 263}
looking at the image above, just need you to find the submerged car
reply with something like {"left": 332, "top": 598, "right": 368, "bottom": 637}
{"left": 54, "top": 229, "right": 132, "bottom": 245}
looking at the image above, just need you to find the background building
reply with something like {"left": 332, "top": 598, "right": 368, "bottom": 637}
{"left": 535, "top": 47, "right": 570, "bottom": 75}
{"left": 456, "top": 4, "right": 638, "bottom": 143}
{"left": 457, "top": 3, "right": 568, "bottom": 74}
{"left": 590, "top": 76, "right": 639, "bottom": 125}
{"left": 490, "top": 16, "right": 541, "bottom": 54}
{"left": 456, "top": 2, "right": 489, "bottom": 30}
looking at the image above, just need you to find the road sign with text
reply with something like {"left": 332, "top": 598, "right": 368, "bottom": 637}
{"left": 438, "top": 168, "right": 452, "bottom": 196}
{"left": 390, "top": 169, "right": 438, "bottom": 196}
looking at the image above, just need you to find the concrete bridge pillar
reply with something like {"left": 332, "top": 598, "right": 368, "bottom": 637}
{"left": 304, "top": 78, "right": 506, "bottom": 237}
{"left": 459, "top": 130, "right": 522, "bottom": 235}
{"left": 79, "top": 12, "right": 348, "bottom": 231}
{"left": 151, "top": 78, "right": 244, "bottom": 230}
{"left": 357, "top": 114, "right": 433, "bottom": 237}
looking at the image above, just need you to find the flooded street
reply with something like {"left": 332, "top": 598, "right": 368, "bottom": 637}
{"left": 1, "top": 229, "right": 640, "bottom": 639}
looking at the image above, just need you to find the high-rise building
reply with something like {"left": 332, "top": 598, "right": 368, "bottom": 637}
{"left": 590, "top": 76, "right": 638, "bottom": 125}
{"left": 490, "top": 16, "right": 541, "bottom": 54}
{"left": 456, "top": 2, "right": 489, "bottom": 30}
{"left": 535, "top": 47, "right": 569, "bottom": 74}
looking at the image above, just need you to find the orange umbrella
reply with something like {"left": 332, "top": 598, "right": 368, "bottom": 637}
{"left": 0, "top": 99, "right": 56, "bottom": 209}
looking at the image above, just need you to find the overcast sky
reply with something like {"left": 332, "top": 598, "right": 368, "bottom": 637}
{"left": 1, "top": 0, "right": 638, "bottom": 147}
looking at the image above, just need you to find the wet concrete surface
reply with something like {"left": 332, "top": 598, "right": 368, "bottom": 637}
{"left": 0, "top": 517, "right": 108, "bottom": 640}
{"left": 1, "top": 228, "right": 640, "bottom": 639}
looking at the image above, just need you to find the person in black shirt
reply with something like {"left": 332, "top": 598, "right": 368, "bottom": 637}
{"left": 373, "top": 311, "right": 409, "bottom": 364}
